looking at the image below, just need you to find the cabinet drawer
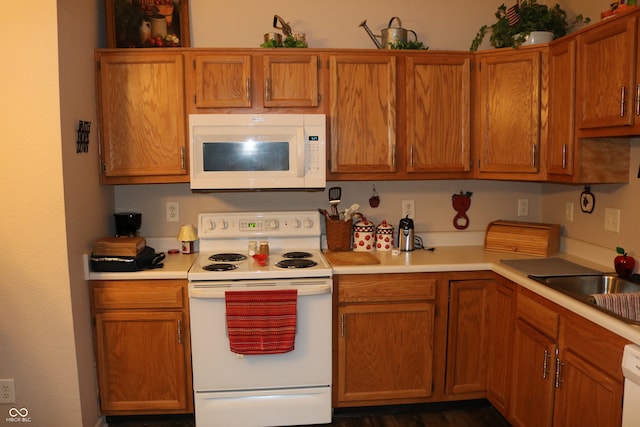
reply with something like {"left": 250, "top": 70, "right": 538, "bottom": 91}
{"left": 91, "top": 280, "right": 185, "bottom": 310}
{"left": 516, "top": 288, "right": 559, "bottom": 338}
{"left": 561, "top": 314, "right": 627, "bottom": 379}
{"left": 337, "top": 274, "right": 437, "bottom": 303}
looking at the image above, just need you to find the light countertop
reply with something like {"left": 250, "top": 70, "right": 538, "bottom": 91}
{"left": 85, "top": 252, "right": 197, "bottom": 281}
{"left": 85, "top": 240, "right": 640, "bottom": 345}
{"left": 329, "top": 246, "right": 640, "bottom": 345}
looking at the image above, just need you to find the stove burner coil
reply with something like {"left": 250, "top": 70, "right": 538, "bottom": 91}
{"left": 282, "top": 251, "right": 313, "bottom": 259}
{"left": 203, "top": 263, "right": 239, "bottom": 272}
{"left": 208, "top": 253, "right": 247, "bottom": 262}
{"left": 275, "top": 259, "right": 318, "bottom": 269}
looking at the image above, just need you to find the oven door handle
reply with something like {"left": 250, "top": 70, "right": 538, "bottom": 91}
{"left": 190, "top": 282, "right": 332, "bottom": 299}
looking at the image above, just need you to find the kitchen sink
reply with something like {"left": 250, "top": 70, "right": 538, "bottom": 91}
{"left": 532, "top": 274, "right": 640, "bottom": 295}
{"left": 530, "top": 274, "right": 640, "bottom": 325}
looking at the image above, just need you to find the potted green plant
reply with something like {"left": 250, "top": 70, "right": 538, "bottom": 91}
{"left": 470, "top": 0, "right": 590, "bottom": 51}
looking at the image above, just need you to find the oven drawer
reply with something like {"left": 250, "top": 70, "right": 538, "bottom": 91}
{"left": 195, "top": 386, "right": 331, "bottom": 427}
{"left": 91, "top": 280, "right": 186, "bottom": 310}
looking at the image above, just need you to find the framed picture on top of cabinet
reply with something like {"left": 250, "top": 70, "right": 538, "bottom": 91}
{"left": 105, "top": 0, "right": 191, "bottom": 48}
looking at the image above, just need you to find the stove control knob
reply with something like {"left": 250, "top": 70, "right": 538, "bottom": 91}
{"left": 292, "top": 219, "right": 302, "bottom": 228}
{"left": 217, "top": 220, "right": 229, "bottom": 230}
{"left": 205, "top": 220, "right": 216, "bottom": 231}
{"left": 303, "top": 218, "right": 314, "bottom": 228}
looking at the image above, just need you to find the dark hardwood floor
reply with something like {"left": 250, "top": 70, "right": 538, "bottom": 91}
{"left": 107, "top": 400, "right": 511, "bottom": 427}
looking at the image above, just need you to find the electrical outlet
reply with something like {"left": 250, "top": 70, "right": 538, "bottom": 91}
{"left": 402, "top": 200, "right": 415, "bottom": 219}
{"left": 166, "top": 202, "right": 179, "bottom": 223}
{"left": 0, "top": 379, "right": 15, "bottom": 404}
{"left": 604, "top": 208, "right": 620, "bottom": 233}
{"left": 517, "top": 199, "right": 529, "bottom": 217}
{"left": 565, "top": 202, "right": 574, "bottom": 222}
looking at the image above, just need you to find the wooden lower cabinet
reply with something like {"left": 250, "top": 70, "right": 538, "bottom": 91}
{"left": 90, "top": 280, "right": 193, "bottom": 415}
{"left": 486, "top": 275, "right": 515, "bottom": 415}
{"left": 499, "top": 285, "right": 627, "bottom": 427}
{"left": 552, "top": 312, "right": 626, "bottom": 427}
{"left": 445, "top": 277, "right": 492, "bottom": 397}
{"left": 334, "top": 273, "right": 441, "bottom": 406}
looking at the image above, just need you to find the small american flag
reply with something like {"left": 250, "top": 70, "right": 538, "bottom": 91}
{"left": 507, "top": 1, "right": 520, "bottom": 27}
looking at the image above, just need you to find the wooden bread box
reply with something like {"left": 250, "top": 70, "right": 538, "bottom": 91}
{"left": 92, "top": 236, "right": 146, "bottom": 257}
{"left": 484, "top": 220, "right": 560, "bottom": 257}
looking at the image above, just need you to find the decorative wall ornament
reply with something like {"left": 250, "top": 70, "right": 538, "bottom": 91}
{"left": 452, "top": 191, "right": 473, "bottom": 230}
{"left": 580, "top": 185, "right": 595, "bottom": 214}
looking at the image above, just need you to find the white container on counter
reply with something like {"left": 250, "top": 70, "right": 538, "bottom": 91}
{"left": 376, "top": 220, "right": 394, "bottom": 251}
{"left": 353, "top": 218, "right": 375, "bottom": 252}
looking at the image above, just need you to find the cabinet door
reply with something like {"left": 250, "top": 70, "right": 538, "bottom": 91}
{"left": 329, "top": 55, "right": 396, "bottom": 174}
{"left": 552, "top": 350, "right": 623, "bottom": 427}
{"left": 190, "top": 53, "right": 252, "bottom": 108}
{"left": 96, "top": 52, "right": 187, "bottom": 183}
{"left": 510, "top": 319, "right": 556, "bottom": 427}
{"left": 486, "top": 277, "right": 515, "bottom": 415}
{"left": 94, "top": 311, "right": 192, "bottom": 413}
{"left": 446, "top": 279, "right": 491, "bottom": 395}
{"left": 476, "top": 50, "right": 542, "bottom": 175}
{"left": 576, "top": 15, "right": 638, "bottom": 131}
{"left": 337, "top": 302, "right": 435, "bottom": 403}
{"left": 547, "top": 39, "right": 576, "bottom": 176}
{"left": 406, "top": 54, "right": 471, "bottom": 173}
{"left": 263, "top": 54, "right": 319, "bottom": 107}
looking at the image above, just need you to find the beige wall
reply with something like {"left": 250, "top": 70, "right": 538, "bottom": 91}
{"left": 1, "top": 1, "right": 108, "bottom": 427}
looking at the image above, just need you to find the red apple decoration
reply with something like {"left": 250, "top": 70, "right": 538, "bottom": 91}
{"left": 614, "top": 246, "right": 635, "bottom": 278}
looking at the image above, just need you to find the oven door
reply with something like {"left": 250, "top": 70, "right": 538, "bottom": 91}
{"left": 189, "top": 278, "right": 332, "bottom": 391}
{"left": 189, "top": 278, "right": 332, "bottom": 426}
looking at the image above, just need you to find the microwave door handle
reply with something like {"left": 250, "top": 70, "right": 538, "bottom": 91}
{"left": 298, "top": 128, "right": 305, "bottom": 177}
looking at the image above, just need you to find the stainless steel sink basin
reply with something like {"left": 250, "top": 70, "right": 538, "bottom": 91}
{"left": 530, "top": 274, "right": 640, "bottom": 324}
{"left": 533, "top": 274, "right": 640, "bottom": 295}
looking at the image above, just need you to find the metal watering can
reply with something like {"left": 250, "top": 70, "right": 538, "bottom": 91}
{"left": 359, "top": 17, "right": 417, "bottom": 49}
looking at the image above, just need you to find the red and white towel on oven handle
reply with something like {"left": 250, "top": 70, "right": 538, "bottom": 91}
{"left": 225, "top": 289, "right": 298, "bottom": 355}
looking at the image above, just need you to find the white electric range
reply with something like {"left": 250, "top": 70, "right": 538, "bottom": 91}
{"left": 188, "top": 210, "right": 333, "bottom": 427}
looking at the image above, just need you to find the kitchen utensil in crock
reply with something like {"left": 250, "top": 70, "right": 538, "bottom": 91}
{"left": 328, "top": 186, "right": 341, "bottom": 218}
{"left": 342, "top": 203, "right": 360, "bottom": 222}
{"left": 359, "top": 17, "right": 418, "bottom": 49}
{"left": 114, "top": 212, "right": 142, "bottom": 237}
{"left": 398, "top": 215, "right": 415, "bottom": 251}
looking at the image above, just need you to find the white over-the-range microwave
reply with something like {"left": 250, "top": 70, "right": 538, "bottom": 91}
{"left": 189, "top": 114, "right": 326, "bottom": 190}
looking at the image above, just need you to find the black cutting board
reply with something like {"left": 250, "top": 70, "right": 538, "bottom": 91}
{"left": 500, "top": 257, "right": 603, "bottom": 277}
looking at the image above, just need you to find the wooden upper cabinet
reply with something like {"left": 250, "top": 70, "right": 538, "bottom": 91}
{"left": 547, "top": 39, "right": 576, "bottom": 177}
{"left": 96, "top": 51, "right": 188, "bottom": 184}
{"left": 576, "top": 14, "right": 639, "bottom": 134}
{"left": 328, "top": 54, "right": 396, "bottom": 175}
{"left": 475, "top": 48, "right": 546, "bottom": 179}
{"left": 188, "top": 52, "right": 252, "bottom": 108}
{"left": 262, "top": 54, "right": 319, "bottom": 107}
{"left": 405, "top": 54, "right": 471, "bottom": 174}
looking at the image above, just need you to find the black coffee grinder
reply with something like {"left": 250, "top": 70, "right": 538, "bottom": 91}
{"left": 114, "top": 212, "right": 142, "bottom": 237}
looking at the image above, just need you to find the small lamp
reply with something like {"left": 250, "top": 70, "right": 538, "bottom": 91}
{"left": 177, "top": 224, "right": 197, "bottom": 254}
